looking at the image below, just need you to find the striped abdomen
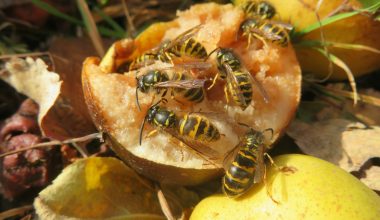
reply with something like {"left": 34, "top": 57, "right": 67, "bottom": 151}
{"left": 260, "top": 23, "right": 289, "bottom": 46}
{"left": 228, "top": 71, "right": 253, "bottom": 110}
{"left": 223, "top": 148, "right": 258, "bottom": 197}
{"left": 130, "top": 53, "right": 157, "bottom": 70}
{"left": 172, "top": 38, "right": 208, "bottom": 59}
{"left": 172, "top": 72, "right": 204, "bottom": 103}
{"left": 242, "top": 1, "right": 276, "bottom": 20}
{"left": 178, "top": 114, "right": 220, "bottom": 142}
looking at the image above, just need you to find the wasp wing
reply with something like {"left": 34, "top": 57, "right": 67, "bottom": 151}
{"left": 253, "top": 144, "right": 266, "bottom": 184}
{"left": 165, "top": 24, "right": 204, "bottom": 50}
{"left": 154, "top": 79, "right": 207, "bottom": 89}
{"left": 224, "top": 63, "right": 251, "bottom": 108}
{"left": 162, "top": 127, "right": 222, "bottom": 167}
{"left": 241, "top": 65, "right": 269, "bottom": 103}
{"left": 266, "top": 20, "right": 294, "bottom": 30}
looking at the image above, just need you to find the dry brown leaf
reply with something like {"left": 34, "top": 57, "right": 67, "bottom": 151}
{"left": 2, "top": 57, "right": 62, "bottom": 135}
{"left": 1, "top": 38, "right": 103, "bottom": 140}
{"left": 360, "top": 166, "right": 380, "bottom": 191}
{"left": 287, "top": 119, "right": 380, "bottom": 173}
{"left": 316, "top": 84, "right": 380, "bottom": 126}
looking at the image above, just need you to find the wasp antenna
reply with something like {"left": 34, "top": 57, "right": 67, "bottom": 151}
{"left": 139, "top": 116, "right": 147, "bottom": 145}
{"left": 135, "top": 87, "right": 141, "bottom": 111}
{"left": 237, "top": 122, "right": 251, "bottom": 128}
{"left": 263, "top": 128, "right": 274, "bottom": 140}
{"left": 204, "top": 47, "right": 219, "bottom": 61}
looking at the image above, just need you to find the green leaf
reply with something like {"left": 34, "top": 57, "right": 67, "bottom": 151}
{"left": 357, "top": 0, "right": 380, "bottom": 8}
{"left": 94, "top": 6, "right": 126, "bottom": 37}
{"left": 30, "top": 0, "right": 123, "bottom": 38}
{"left": 295, "top": 40, "right": 380, "bottom": 54}
{"left": 293, "top": 1, "right": 380, "bottom": 38}
{"left": 30, "top": 0, "right": 82, "bottom": 25}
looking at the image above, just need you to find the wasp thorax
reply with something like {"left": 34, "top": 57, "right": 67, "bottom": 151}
{"left": 240, "top": 18, "right": 260, "bottom": 32}
{"left": 138, "top": 70, "right": 169, "bottom": 93}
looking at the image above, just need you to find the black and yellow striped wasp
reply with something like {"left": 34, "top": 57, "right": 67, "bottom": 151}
{"left": 238, "top": 1, "right": 293, "bottom": 48}
{"left": 139, "top": 99, "right": 221, "bottom": 160}
{"left": 241, "top": 0, "right": 276, "bottom": 20}
{"left": 129, "top": 24, "right": 208, "bottom": 71}
{"left": 240, "top": 17, "right": 293, "bottom": 47}
{"left": 222, "top": 124, "right": 273, "bottom": 198}
{"left": 135, "top": 69, "right": 207, "bottom": 111}
{"left": 206, "top": 47, "right": 269, "bottom": 110}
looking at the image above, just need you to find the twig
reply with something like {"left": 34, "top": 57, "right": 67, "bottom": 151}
{"left": 0, "top": 205, "right": 33, "bottom": 219}
{"left": 76, "top": 0, "right": 105, "bottom": 56}
{"left": 156, "top": 184, "right": 175, "bottom": 220}
{"left": 0, "top": 133, "right": 102, "bottom": 158}
{"left": 315, "top": 0, "right": 334, "bottom": 82}
{"left": 121, "top": 0, "right": 136, "bottom": 37}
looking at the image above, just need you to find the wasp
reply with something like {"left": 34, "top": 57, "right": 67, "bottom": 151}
{"left": 139, "top": 99, "right": 221, "bottom": 160}
{"left": 129, "top": 24, "right": 208, "bottom": 71}
{"left": 240, "top": 17, "right": 292, "bottom": 48}
{"left": 241, "top": 0, "right": 276, "bottom": 20}
{"left": 207, "top": 47, "right": 268, "bottom": 110}
{"left": 135, "top": 70, "right": 207, "bottom": 110}
{"left": 222, "top": 126, "right": 273, "bottom": 198}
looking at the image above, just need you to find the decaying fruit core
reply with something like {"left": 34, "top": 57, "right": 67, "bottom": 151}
{"left": 82, "top": 3, "right": 301, "bottom": 184}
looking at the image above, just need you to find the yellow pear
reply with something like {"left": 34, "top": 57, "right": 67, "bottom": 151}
{"left": 190, "top": 154, "right": 380, "bottom": 220}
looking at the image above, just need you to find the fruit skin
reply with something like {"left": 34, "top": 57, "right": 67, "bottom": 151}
{"left": 190, "top": 154, "right": 380, "bottom": 220}
{"left": 234, "top": 0, "right": 380, "bottom": 80}
{"left": 82, "top": 57, "right": 223, "bottom": 185}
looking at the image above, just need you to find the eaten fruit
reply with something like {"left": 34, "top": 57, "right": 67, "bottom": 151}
{"left": 82, "top": 2, "right": 301, "bottom": 185}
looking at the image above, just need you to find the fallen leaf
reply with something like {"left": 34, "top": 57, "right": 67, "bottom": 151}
{"left": 1, "top": 38, "right": 104, "bottom": 140}
{"left": 360, "top": 166, "right": 380, "bottom": 191}
{"left": 34, "top": 157, "right": 165, "bottom": 219}
{"left": 2, "top": 57, "right": 62, "bottom": 137}
{"left": 287, "top": 119, "right": 380, "bottom": 173}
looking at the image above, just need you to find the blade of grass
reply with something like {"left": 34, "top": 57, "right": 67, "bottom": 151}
{"left": 324, "top": 86, "right": 380, "bottom": 108}
{"left": 93, "top": 6, "right": 126, "bottom": 37}
{"left": 76, "top": 0, "right": 105, "bottom": 56}
{"left": 30, "top": 0, "right": 82, "bottom": 25}
{"left": 293, "top": 1, "right": 380, "bottom": 38}
{"left": 312, "top": 47, "right": 358, "bottom": 105}
{"left": 295, "top": 40, "right": 380, "bottom": 54}
{"left": 30, "top": 0, "right": 122, "bottom": 38}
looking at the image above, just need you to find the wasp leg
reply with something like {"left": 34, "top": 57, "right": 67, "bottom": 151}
{"left": 223, "top": 85, "right": 230, "bottom": 111}
{"left": 207, "top": 73, "right": 219, "bottom": 90}
{"left": 178, "top": 141, "right": 185, "bottom": 161}
{"left": 263, "top": 163, "right": 280, "bottom": 204}
{"left": 145, "top": 129, "right": 159, "bottom": 139}
{"left": 265, "top": 152, "right": 297, "bottom": 175}
{"left": 168, "top": 136, "right": 185, "bottom": 161}
{"left": 247, "top": 33, "right": 253, "bottom": 49}
{"left": 164, "top": 52, "right": 174, "bottom": 64}
{"left": 253, "top": 33, "right": 269, "bottom": 49}
{"left": 170, "top": 89, "right": 185, "bottom": 106}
